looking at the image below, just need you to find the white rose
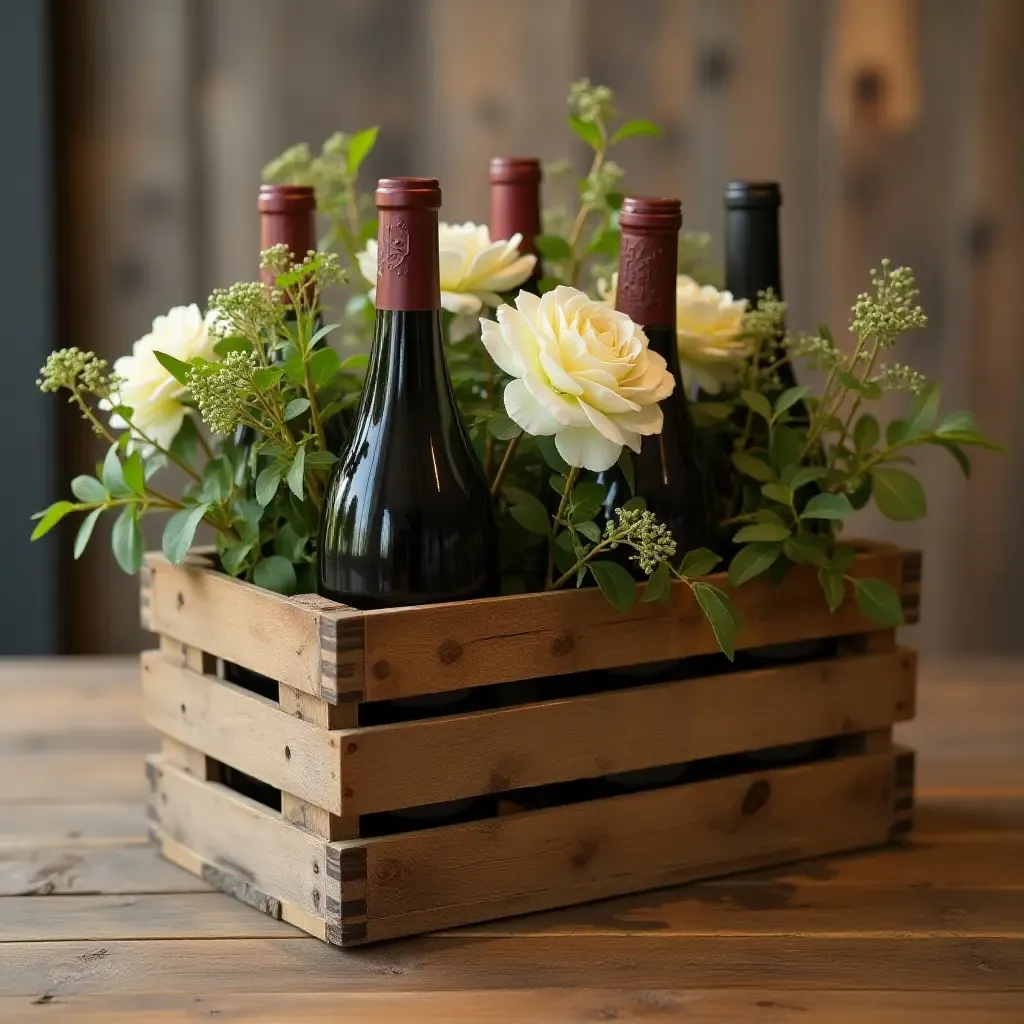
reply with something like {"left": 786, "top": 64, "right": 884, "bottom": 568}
{"left": 600, "top": 273, "right": 752, "bottom": 396}
{"left": 480, "top": 286, "right": 673, "bottom": 472}
{"left": 358, "top": 222, "right": 537, "bottom": 339}
{"left": 106, "top": 304, "right": 217, "bottom": 450}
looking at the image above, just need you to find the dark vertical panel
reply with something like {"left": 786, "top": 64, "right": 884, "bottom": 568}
{"left": 0, "top": 1, "right": 56, "bottom": 654}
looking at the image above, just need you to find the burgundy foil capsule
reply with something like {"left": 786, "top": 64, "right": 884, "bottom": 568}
{"left": 616, "top": 196, "right": 683, "bottom": 329}
{"left": 257, "top": 185, "right": 317, "bottom": 288}
{"left": 489, "top": 157, "right": 542, "bottom": 257}
{"left": 375, "top": 177, "right": 442, "bottom": 311}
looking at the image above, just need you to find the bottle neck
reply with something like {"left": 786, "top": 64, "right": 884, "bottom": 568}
{"left": 376, "top": 208, "right": 441, "bottom": 311}
{"left": 363, "top": 309, "right": 449, "bottom": 403}
{"left": 725, "top": 205, "right": 782, "bottom": 305}
{"left": 490, "top": 181, "right": 542, "bottom": 290}
{"left": 644, "top": 325, "right": 683, "bottom": 386}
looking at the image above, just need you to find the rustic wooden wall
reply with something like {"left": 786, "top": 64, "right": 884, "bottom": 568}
{"left": 53, "top": 0, "right": 1024, "bottom": 657}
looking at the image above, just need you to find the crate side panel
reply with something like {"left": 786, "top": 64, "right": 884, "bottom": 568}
{"left": 338, "top": 750, "right": 899, "bottom": 944}
{"left": 142, "top": 652, "right": 342, "bottom": 814}
{"left": 142, "top": 553, "right": 335, "bottom": 699}
{"left": 147, "top": 756, "right": 333, "bottom": 920}
{"left": 360, "top": 546, "right": 907, "bottom": 700}
{"left": 342, "top": 647, "right": 917, "bottom": 814}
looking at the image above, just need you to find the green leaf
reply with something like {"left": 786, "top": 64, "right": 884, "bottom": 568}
{"left": 311, "top": 346, "right": 343, "bottom": 386}
{"left": 71, "top": 475, "right": 106, "bottom": 503}
{"left": 588, "top": 560, "right": 637, "bottom": 614}
{"left": 937, "top": 439, "right": 971, "bottom": 479}
{"left": 487, "top": 415, "right": 523, "bottom": 441}
{"left": 854, "top": 577, "right": 905, "bottom": 627}
{"left": 346, "top": 125, "right": 379, "bottom": 174}
{"left": 123, "top": 450, "right": 145, "bottom": 496}
{"left": 283, "top": 398, "right": 311, "bottom": 421}
{"left": 679, "top": 547, "right": 722, "bottom": 578}
{"left": 641, "top": 562, "right": 671, "bottom": 602}
{"left": 788, "top": 466, "right": 828, "bottom": 492}
{"left": 691, "top": 582, "right": 742, "bottom": 661}
{"left": 274, "top": 522, "right": 308, "bottom": 562}
{"left": 169, "top": 414, "right": 200, "bottom": 468}
{"left": 741, "top": 389, "right": 773, "bottom": 421}
{"left": 535, "top": 234, "right": 572, "bottom": 262}
{"left": 235, "top": 497, "right": 264, "bottom": 538}
{"left": 818, "top": 568, "right": 846, "bottom": 613}
{"left": 254, "top": 555, "right": 298, "bottom": 595}
{"left": 219, "top": 540, "right": 254, "bottom": 576}
{"left": 162, "top": 502, "right": 211, "bottom": 565}
{"left": 73, "top": 507, "right": 103, "bottom": 560}
{"left": 567, "top": 114, "right": 602, "bottom": 149}
{"left": 904, "top": 383, "right": 941, "bottom": 440}
{"left": 935, "top": 410, "right": 974, "bottom": 435}
{"left": 728, "top": 542, "right": 782, "bottom": 587}
{"left": 587, "top": 228, "right": 620, "bottom": 257}
{"left": 871, "top": 466, "right": 926, "bottom": 521}
{"left": 610, "top": 118, "right": 662, "bottom": 145}
{"left": 770, "top": 425, "right": 803, "bottom": 470}
{"left": 774, "top": 386, "right": 811, "bottom": 416}
{"left": 848, "top": 474, "right": 874, "bottom": 509}
{"left": 111, "top": 506, "right": 144, "bottom": 575}
{"left": 31, "top": 500, "right": 75, "bottom": 541}
{"left": 305, "top": 450, "right": 338, "bottom": 470}
{"left": 287, "top": 445, "right": 306, "bottom": 499}
{"left": 887, "top": 419, "right": 908, "bottom": 446}
{"left": 690, "top": 402, "right": 733, "bottom": 426}
{"left": 734, "top": 523, "right": 791, "bottom": 543}
{"left": 576, "top": 520, "right": 602, "bottom": 544}
{"left": 252, "top": 367, "right": 284, "bottom": 391}
{"left": 761, "top": 482, "right": 791, "bottom": 506}
{"left": 784, "top": 533, "right": 830, "bottom": 568}
{"left": 621, "top": 496, "right": 647, "bottom": 513}
{"left": 201, "top": 457, "right": 233, "bottom": 503}
{"left": 801, "top": 493, "right": 854, "bottom": 520}
{"left": 853, "top": 414, "right": 880, "bottom": 455}
{"left": 213, "top": 334, "right": 251, "bottom": 358}
{"left": 831, "top": 545, "right": 857, "bottom": 572}
{"left": 153, "top": 350, "right": 192, "bottom": 387}
{"left": 101, "top": 445, "right": 130, "bottom": 497}
{"left": 255, "top": 464, "right": 283, "bottom": 507}
{"left": 617, "top": 447, "right": 636, "bottom": 496}
{"left": 605, "top": 192, "right": 624, "bottom": 211}
{"left": 509, "top": 492, "right": 550, "bottom": 536}
{"left": 538, "top": 435, "right": 570, "bottom": 472}
{"left": 732, "top": 452, "right": 776, "bottom": 482}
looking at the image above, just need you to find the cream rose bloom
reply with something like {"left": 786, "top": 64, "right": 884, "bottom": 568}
{"left": 358, "top": 222, "right": 537, "bottom": 338}
{"left": 601, "top": 273, "right": 752, "bottom": 395}
{"left": 106, "top": 304, "right": 217, "bottom": 450}
{"left": 480, "top": 286, "right": 674, "bottom": 472}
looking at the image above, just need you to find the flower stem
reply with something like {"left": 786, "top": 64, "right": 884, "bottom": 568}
{"left": 545, "top": 465, "right": 579, "bottom": 588}
{"left": 489, "top": 434, "right": 521, "bottom": 498}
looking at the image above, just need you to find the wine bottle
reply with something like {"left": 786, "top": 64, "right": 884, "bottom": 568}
{"left": 318, "top": 178, "right": 499, "bottom": 607}
{"left": 489, "top": 157, "right": 542, "bottom": 293}
{"left": 726, "top": 182, "right": 831, "bottom": 760}
{"left": 599, "top": 197, "right": 715, "bottom": 789}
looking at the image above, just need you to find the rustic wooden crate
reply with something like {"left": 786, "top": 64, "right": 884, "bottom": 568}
{"left": 141, "top": 542, "right": 920, "bottom": 946}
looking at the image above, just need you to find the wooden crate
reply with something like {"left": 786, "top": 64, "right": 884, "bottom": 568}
{"left": 141, "top": 542, "right": 920, "bottom": 946}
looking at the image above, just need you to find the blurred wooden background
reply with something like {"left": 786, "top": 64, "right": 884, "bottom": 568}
{"left": 52, "top": 0, "right": 1023, "bottom": 657}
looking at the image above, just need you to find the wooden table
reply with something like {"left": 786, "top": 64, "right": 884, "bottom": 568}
{"left": 1, "top": 657, "right": 1021, "bottom": 1021}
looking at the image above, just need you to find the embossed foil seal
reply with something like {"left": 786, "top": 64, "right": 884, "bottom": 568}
{"left": 258, "top": 185, "right": 317, "bottom": 288}
{"left": 375, "top": 177, "right": 442, "bottom": 312}
{"left": 616, "top": 196, "right": 683, "bottom": 329}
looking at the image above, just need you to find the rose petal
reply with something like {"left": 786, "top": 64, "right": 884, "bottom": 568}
{"left": 554, "top": 426, "right": 623, "bottom": 472}
{"left": 504, "top": 377, "right": 559, "bottom": 436}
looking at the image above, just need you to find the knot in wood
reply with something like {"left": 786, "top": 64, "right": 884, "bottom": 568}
{"left": 437, "top": 639, "right": 463, "bottom": 664}
{"left": 371, "top": 660, "right": 391, "bottom": 680}
{"left": 371, "top": 857, "right": 411, "bottom": 887}
{"left": 742, "top": 780, "right": 772, "bottom": 816}
{"left": 551, "top": 632, "right": 574, "bottom": 656}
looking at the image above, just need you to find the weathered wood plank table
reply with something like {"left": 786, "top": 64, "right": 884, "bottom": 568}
{"left": 0, "top": 657, "right": 1021, "bottom": 1021}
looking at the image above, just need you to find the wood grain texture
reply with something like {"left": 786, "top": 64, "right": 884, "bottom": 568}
{"left": 358, "top": 545, "right": 907, "bottom": 700}
{"left": 147, "top": 757, "right": 330, "bottom": 920}
{"left": 342, "top": 647, "right": 916, "bottom": 814}
{"left": 141, "top": 651, "right": 342, "bottom": 813}
{"left": 3, "top": 990, "right": 1023, "bottom": 1023}
{"left": 333, "top": 750, "right": 900, "bottom": 944}
{"left": 1, "top": 937, "right": 1021, "bottom": 996}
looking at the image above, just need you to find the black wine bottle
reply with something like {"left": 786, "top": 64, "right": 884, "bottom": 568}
{"left": 489, "top": 157, "right": 542, "bottom": 294}
{"left": 598, "top": 197, "right": 715, "bottom": 789}
{"left": 726, "top": 182, "right": 831, "bottom": 760}
{"left": 317, "top": 177, "right": 499, "bottom": 608}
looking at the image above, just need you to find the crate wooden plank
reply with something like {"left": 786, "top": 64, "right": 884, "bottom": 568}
{"left": 342, "top": 647, "right": 917, "bottom": 815}
{"left": 357, "top": 544, "right": 909, "bottom": 701}
{"left": 141, "top": 553, "right": 363, "bottom": 702}
{"left": 146, "top": 757, "right": 331, "bottom": 921}
{"left": 141, "top": 652, "right": 342, "bottom": 814}
{"left": 327, "top": 749, "right": 902, "bottom": 944}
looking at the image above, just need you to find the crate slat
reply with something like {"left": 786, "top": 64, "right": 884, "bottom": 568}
{"left": 342, "top": 647, "right": 916, "bottom": 815}
{"left": 141, "top": 651, "right": 343, "bottom": 815}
